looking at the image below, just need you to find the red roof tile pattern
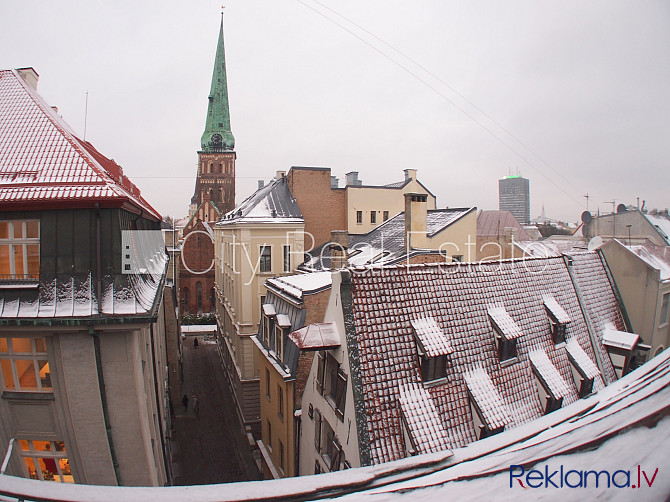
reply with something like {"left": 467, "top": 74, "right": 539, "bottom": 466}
{"left": 410, "top": 317, "right": 453, "bottom": 357}
{"left": 348, "top": 255, "right": 618, "bottom": 465}
{"left": 398, "top": 383, "right": 451, "bottom": 455}
{"left": 0, "top": 70, "right": 160, "bottom": 219}
{"left": 568, "top": 252, "right": 624, "bottom": 385}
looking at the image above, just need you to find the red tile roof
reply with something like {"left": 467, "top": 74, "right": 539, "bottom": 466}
{"left": 347, "top": 253, "right": 619, "bottom": 465}
{"left": 0, "top": 69, "right": 160, "bottom": 219}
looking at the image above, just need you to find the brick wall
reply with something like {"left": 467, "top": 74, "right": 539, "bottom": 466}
{"left": 179, "top": 220, "right": 216, "bottom": 314}
{"left": 287, "top": 168, "right": 346, "bottom": 248}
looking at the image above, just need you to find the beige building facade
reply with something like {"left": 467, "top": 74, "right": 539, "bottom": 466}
{"left": 214, "top": 176, "right": 305, "bottom": 433}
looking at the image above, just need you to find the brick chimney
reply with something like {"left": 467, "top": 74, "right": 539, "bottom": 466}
{"left": 404, "top": 193, "right": 428, "bottom": 251}
{"left": 329, "top": 230, "right": 348, "bottom": 269}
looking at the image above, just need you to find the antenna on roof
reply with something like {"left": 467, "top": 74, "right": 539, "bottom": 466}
{"left": 583, "top": 193, "right": 590, "bottom": 212}
{"left": 83, "top": 91, "right": 89, "bottom": 141}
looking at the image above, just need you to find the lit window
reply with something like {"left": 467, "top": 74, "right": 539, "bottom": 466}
{"left": 0, "top": 220, "right": 39, "bottom": 281}
{"left": 356, "top": 211, "right": 362, "bottom": 224}
{"left": 19, "top": 440, "right": 73, "bottom": 483}
{"left": 259, "top": 246, "right": 272, "bottom": 273}
{"left": 0, "top": 337, "right": 51, "bottom": 392}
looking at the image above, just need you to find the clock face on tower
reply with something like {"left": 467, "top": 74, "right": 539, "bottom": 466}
{"left": 211, "top": 133, "right": 222, "bottom": 145}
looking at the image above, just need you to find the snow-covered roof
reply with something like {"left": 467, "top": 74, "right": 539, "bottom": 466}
{"left": 346, "top": 253, "right": 620, "bottom": 465}
{"left": 288, "top": 322, "right": 340, "bottom": 350}
{"left": 464, "top": 366, "right": 512, "bottom": 430}
{"left": 266, "top": 271, "right": 332, "bottom": 300}
{"left": 217, "top": 176, "right": 302, "bottom": 225}
{"left": 529, "top": 348, "right": 572, "bottom": 399}
{"left": 0, "top": 69, "right": 160, "bottom": 219}
{"left": 602, "top": 327, "right": 639, "bottom": 351}
{"left": 543, "top": 294, "right": 572, "bottom": 324}
{"left": 276, "top": 314, "right": 291, "bottom": 328}
{"left": 262, "top": 303, "right": 277, "bottom": 316}
{"left": 566, "top": 338, "right": 601, "bottom": 380}
{"left": 644, "top": 212, "right": 670, "bottom": 245}
{"left": 620, "top": 241, "right": 670, "bottom": 281}
{"left": 410, "top": 317, "right": 453, "bottom": 358}
{"left": 487, "top": 305, "right": 523, "bottom": 340}
{"left": 302, "top": 208, "right": 475, "bottom": 270}
{"left": 515, "top": 238, "right": 589, "bottom": 257}
{"left": 398, "top": 383, "right": 451, "bottom": 455}
{"left": 181, "top": 325, "right": 217, "bottom": 334}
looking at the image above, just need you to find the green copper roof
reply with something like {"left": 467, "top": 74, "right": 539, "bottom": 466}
{"left": 200, "top": 16, "right": 235, "bottom": 152}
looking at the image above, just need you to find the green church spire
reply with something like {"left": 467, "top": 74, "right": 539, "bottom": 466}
{"left": 200, "top": 15, "right": 235, "bottom": 152}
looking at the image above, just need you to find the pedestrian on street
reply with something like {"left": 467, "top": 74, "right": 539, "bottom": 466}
{"left": 193, "top": 337, "right": 199, "bottom": 349}
{"left": 192, "top": 394, "right": 200, "bottom": 418}
{"left": 182, "top": 394, "right": 188, "bottom": 411}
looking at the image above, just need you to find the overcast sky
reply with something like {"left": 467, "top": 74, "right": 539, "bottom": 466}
{"left": 2, "top": 0, "right": 668, "bottom": 223}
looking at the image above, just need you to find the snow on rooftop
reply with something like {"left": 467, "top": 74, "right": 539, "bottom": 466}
{"left": 276, "top": 314, "right": 291, "bottom": 328}
{"left": 266, "top": 271, "right": 332, "bottom": 300}
{"left": 543, "top": 294, "right": 571, "bottom": 324}
{"left": 398, "top": 383, "right": 452, "bottom": 455}
{"left": 410, "top": 317, "right": 453, "bottom": 358}
{"left": 288, "top": 323, "right": 340, "bottom": 350}
{"left": 566, "top": 338, "right": 601, "bottom": 380}
{"left": 463, "top": 366, "right": 512, "bottom": 430}
{"left": 529, "top": 348, "right": 573, "bottom": 400}
{"left": 602, "top": 327, "right": 640, "bottom": 351}
{"left": 487, "top": 305, "right": 523, "bottom": 340}
{"left": 645, "top": 212, "right": 670, "bottom": 245}
{"left": 623, "top": 241, "right": 670, "bottom": 281}
{"left": 262, "top": 303, "right": 276, "bottom": 316}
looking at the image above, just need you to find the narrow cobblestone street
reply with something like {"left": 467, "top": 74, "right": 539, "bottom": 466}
{"left": 172, "top": 336, "right": 260, "bottom": 485}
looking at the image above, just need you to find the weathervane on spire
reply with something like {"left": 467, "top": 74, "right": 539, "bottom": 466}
{"left": 221, "top": 5, "right": 225, "bottom": 14}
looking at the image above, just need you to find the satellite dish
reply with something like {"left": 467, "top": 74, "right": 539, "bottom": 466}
{"left": 617, "top": 203, "right": 627, "bottom": 214}
{"left": 588, "top": 235, "right": 603, "bottom": 252}
{"left": 581, "top": 211, "right": 593, "bottom": 224}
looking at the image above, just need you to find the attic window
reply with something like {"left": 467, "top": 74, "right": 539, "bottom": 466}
{"left": 261, "top": 304, "right": 276, "bottom": 348}
{"left": 565, "top": 339, "right": 600, "bottom": 398}
{"left": 487, "top": 305, "right": 522, "bottom": 364}
{"left": 411, "top": 317, "right": 453, "bottom": 382}
{"left": 543, "top": 295, "right": 571, "bottom": 345}
{"left": 274, "top": 314, "right": 292, "bottom": 363}
{"left": 602, "top": 327, "right": 640, "bottom": 379}
{"left": 464, "top": 367, "right": 511, "bottom": 440}
{"left": 398, "top": 384, "right": 450, "bottom": 457}
{"left": 529, "top": 349, "right": 571, "bottom": 414}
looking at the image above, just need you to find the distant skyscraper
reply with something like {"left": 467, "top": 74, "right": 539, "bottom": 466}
{"left": 499, "top": 176, "right": 530, "bottom": 224}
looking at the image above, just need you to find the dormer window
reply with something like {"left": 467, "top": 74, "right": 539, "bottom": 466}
{"left": 261, "top": 303, "right": 276, "bottom": 348}
{"left": 543, "top": 295, "right": 571, "bottom": 345}
{"left": 0, "top": 220, "right": 40, "bottom": 284}
{"left": 464, "top": 366, "right": 512, "bottom": 439}
{"left": 529, "top": 349, "right": 571, "bottom": 414}
{"left": 487, "top": 305, "right": 522, "bottom": 365}
{"left": 274, "top": 314, "right": 291, "bottom": 363}
{"left": 410, "top": 317, "right": 453, "bottom": 382}
{"left": 565, "top": 338, "right": 600, "bottom": 398}
{"left": 602, "top": 327, "right": 640, "bottom": 379}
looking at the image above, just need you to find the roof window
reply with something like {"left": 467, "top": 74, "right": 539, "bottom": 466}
{"left": 411, "top": 317, "right": 453, "bottom": 382}
{"left": 487, "top": 305, "right": 522, "bottom": 365}
{"left": 464, "top": 366, "right": 511, "bottom": 439}
{"left": 529, "top": 348, "right": 572, "bottom": 413}
{"left": 543, "top": 294, "right": 571, "bottom": 345}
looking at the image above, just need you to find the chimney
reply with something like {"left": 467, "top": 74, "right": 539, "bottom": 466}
{"left": 329, "top": 230, "right": 349, "bottom": 269}
{"left": 404, "top": 169, "right": 417, "bottom": 182}
{"left": 257, "top": 180, "right": 264, "bottom": 190}
{"left": 276, "top": 170, "right": 286, "bottom": 179}
{"left": 345, "top": 171, "right": 362, "bottom": 186}
{"left": 16, "top": 67, "right": 39, "bottom": 90}
{"left": 404, "top": 193, "right": 428, "bottom": 251}
{"left": 330, "top": 176, "right": 339, "bottom": 189}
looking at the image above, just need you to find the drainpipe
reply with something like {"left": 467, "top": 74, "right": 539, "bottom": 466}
{"left": 90, "top": 326, "right": 122, "bottom": 485}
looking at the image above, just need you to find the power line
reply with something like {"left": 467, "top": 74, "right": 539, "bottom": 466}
{"left": 296, "top": 0, "right": 586, "bottom": 207}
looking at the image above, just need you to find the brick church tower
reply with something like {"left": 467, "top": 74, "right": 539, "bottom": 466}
{"left": 191, "top": 14, "right": 236, "bottom": 221}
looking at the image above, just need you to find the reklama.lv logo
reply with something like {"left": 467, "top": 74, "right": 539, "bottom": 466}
{"left": 510, "top": 464, "right": 658, "bottom": 489}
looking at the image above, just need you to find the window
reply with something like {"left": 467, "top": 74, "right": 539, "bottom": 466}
{"left": 661, "top": 293, "right": 670, "bottom": 326}
{"left": 452, "top": 255, "right": 464, "bottom": 262}
{"left": 370, "top": 212, "right": 376, "bottom": 224}
{"left": 0, "top": 337, "right": 51, "bottom": 392}
{"left": 319, "top": 419, "right": 343, "bottom": 471}
{"left": 259, "top": 246, "right": 272, "bottom": 273}
{"left": 19, "top": 440, "right": 73, "bottom": 483}
{"left": 317, "top": 352, "right": 347, "bottom": 420}
{"left": 0, "top": 220, "right": 39, "bottom": 281}
{"left": 265, "top": 369, "right": 271, "bottom": 400}
{"left": 356, "top": 211, "right": 362, "bottom": 224}
{"left": 283, "top": 245, "right": 291, "bottom": 272}
{"left": 279, "top": 440, "right": 285, "bottom": 472}
{"left": 314, "top": 408, "right": 322, "bottom": 452}
{"left": 488, "top": 306, "right": 521, "bottom": 364}
{"left": 315, "top": 461, "right": 322, "bottom": 475}
{"left": 383, "top": 211, "right": 389, "bottom": 221}
{"left": 267, "top": 420, "right": 272, "bottom": 451}
{"left": 278, "top": 384, "right": 284, "bottom": 420}
{"left": 274, "top": 324, "right": 288, "bottom": 362}
{"left": 419, "top": 354, "right": 447, "bottom": 381}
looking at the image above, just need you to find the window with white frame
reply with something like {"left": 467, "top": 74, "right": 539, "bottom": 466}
{"left": 18, "top": 439, "right": 73, "bottom": 483}
{"left": 283, "top": 245, "right": 291, "bottom": 272}
{"left": 356, "top": 211, "right": 362, "bottom": 224}
{"left": 661, "top": 293, "right": 669, "bottom": 326}
{"left": 316, "top": 351, "right": 347, "bottom": 420}
{"left": 259, "top": 245, "right": 272, "bottom": 273}
{"left": 0, "top": 337, "right": 51, "bottom": 392}
{"left": 0, "top": 220, "right": 39, "bottom": 281}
